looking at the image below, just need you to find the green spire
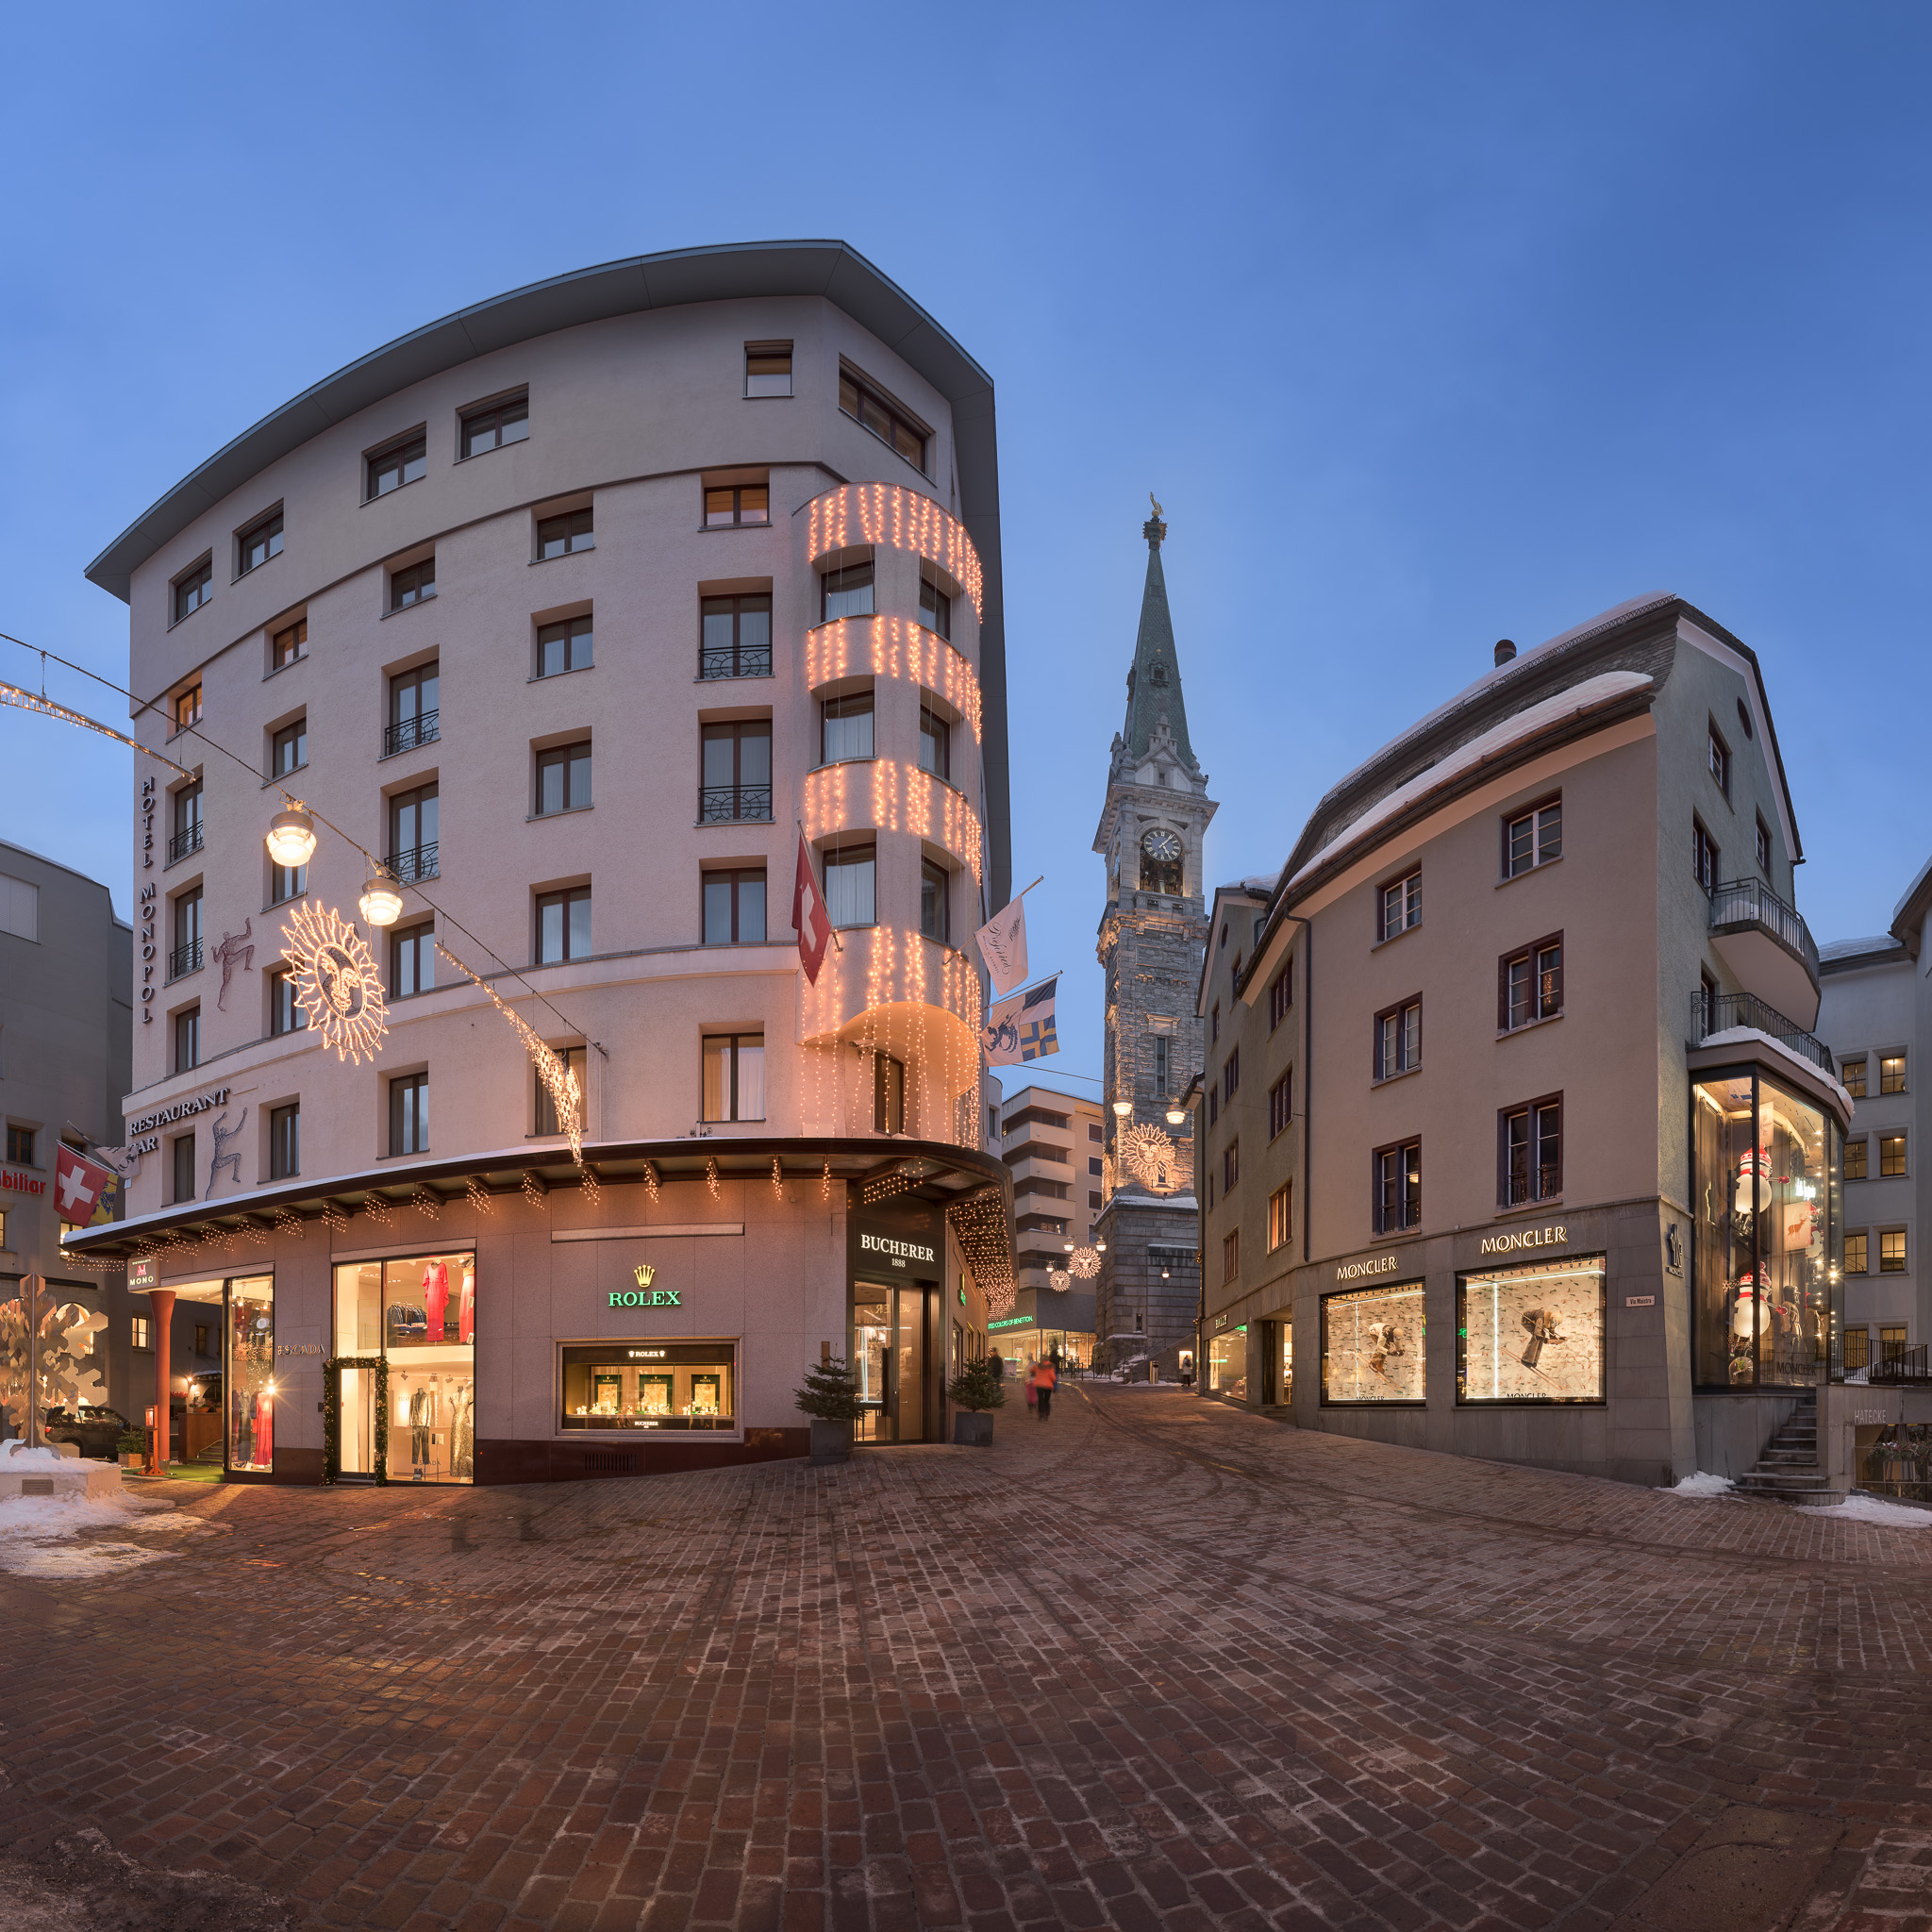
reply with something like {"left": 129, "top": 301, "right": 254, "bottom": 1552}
{"left": 1122, "top": 502, "right": 1199, "bottom": 774}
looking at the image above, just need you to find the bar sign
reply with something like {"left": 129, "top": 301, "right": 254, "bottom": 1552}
{"left": 1625, "top": 1295, "right": 1655, "bottom": 1307}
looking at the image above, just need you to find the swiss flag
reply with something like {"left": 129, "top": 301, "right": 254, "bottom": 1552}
{"left": 54, "top": 1144, "right": 115, "bottom": 1224}
{"left": 791, "top": 830, "right": 833, "bottom": 985}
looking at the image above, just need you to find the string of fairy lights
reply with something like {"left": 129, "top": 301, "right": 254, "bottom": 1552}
{"left": 8, "top": 476, "right": 1020, "bottom": 1308}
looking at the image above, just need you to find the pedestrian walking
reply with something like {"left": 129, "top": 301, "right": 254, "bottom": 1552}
{"left": 1031, "top": 1357, "right": 1058, "bottom": 1422}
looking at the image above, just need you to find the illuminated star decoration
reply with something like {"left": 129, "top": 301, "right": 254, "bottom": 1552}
{"left": 282, "top": 903, "right": 390, "bottom": 1067}
{"left": 435, "top": 941, "right": 583, "bottom": 1167}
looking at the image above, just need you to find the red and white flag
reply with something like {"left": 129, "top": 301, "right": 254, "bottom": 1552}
{"left": 54, "top": 1144, "right": 116, "bottom": 1224}
{"left": 791, "top": 830, "right": 833, "bottom": 985}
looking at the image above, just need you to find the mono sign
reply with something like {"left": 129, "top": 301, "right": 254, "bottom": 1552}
{"left": 1335, "top": 1255, "right": 1399, "bottom": 1282}
{"left": 1479, "top": 1224, "right": 1569, "bottom": 1257}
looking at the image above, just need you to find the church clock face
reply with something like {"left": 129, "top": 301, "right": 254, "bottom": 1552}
{"left": 1139, "top": 826, "right": 1183, "bottom": 895}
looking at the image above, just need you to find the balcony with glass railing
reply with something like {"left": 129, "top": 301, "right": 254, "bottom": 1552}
{"left": 1707, "top": 877, "right": 1820, "bottom": 1028}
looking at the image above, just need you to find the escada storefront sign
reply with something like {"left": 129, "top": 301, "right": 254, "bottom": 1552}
{"left": 1335, "top": 1254, "right": 1398, "bottom": 1282}
{"left": 1479, "top": 1224, "right": 1569, "bottom": 1256}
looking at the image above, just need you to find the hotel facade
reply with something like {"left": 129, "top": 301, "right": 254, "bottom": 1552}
{"left": 68, "top": 242, "right": 1015, "bottom": 1484}
{"left": 1193, "top": 595, "right": 1856, "bottom": 1487}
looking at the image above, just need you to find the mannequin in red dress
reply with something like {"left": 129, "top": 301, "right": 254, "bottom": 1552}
{"left": 458, "top": 1264, "right": 475, "bottom": 1344}
{"left": 257, "top": 1391, "right": 274, "bottom": 1464}
{"left": 424, "top": 1260, "right": 450, "bottom": 1342}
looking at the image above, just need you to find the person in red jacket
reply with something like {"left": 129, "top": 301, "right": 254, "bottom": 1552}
{"left": 1029, "top": 1357, "right": 1058, "bottom": 1422}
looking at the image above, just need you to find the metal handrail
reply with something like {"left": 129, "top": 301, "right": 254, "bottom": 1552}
{"left": 1708, "top": 877, "right": 1820, "bottom": 980}
{"left": 1690, "top": 990, "right": 1833, "bottom": 1074}
{"left": 384, "top": 710, "right": 440, "bottom": 758}
{"left": 698, "top": 785, "right": 773, "bottom": 824}
{"left": 166, "top": 823, "right": 203, "bottom": 864}
{"left": 384, "top": 842, "right": 440, "bottom": 883}
{"left": 168, "top": 939, "right": 203, "bottom": 978}
{"left": 1870, "top": 1342, "right": 1931, "bottom": 1386}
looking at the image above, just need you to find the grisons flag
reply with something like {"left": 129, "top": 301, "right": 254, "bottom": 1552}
{"left": 982, "top": 975, "right": 1058, "bottom": 1066}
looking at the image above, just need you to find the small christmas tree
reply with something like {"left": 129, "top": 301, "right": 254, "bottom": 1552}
{"left": 947, "top": 1355, "right": 1007, "bottom": 1414}
{"left": 795, "top": 1355, "right": 864, "bottom": 1422}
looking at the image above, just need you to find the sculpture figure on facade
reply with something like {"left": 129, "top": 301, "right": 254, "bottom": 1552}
{"left": 210, "top": 918, "right": 256, "bottom": 1011}
{"left": 205, "top": 1106, "right": 249, "bottom": 1199}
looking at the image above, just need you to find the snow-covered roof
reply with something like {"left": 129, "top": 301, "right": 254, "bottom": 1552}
{"left": 1820, "top": 935, "right": 1901, "bottom": 963}
{"left": 1305, "top": 592, "right": 1676, "bottom": 832}
{"left": 1290, "top": 671, "right": 1654, "bottom": 891}
{"left": 1695, "top": 1027, "right": 1853, "bottom": 1117}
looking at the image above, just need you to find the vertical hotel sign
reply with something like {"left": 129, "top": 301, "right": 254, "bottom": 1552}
{"left": 139, "top": 774, "right": 157, "bottom": 1024}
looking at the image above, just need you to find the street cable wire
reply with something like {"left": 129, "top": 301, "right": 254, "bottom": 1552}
{"left": 1, "top": 628, "right": 606, "bottom": 1058}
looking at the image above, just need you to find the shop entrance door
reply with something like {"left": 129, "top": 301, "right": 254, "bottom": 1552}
{"left": 339, "top": 1366, "right": 376, "bottom": 1476}
{"left": 853, "top": 1283, "right": 936, "bottom": 1443}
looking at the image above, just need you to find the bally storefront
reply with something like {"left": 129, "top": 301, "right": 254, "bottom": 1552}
{"left": 67, "top": 1139, "right": 1006, "bottom": 1484}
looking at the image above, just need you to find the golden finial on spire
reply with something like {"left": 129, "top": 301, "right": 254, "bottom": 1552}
{"left": 1149, "top": 491, "right": 1163, "bottom": 519}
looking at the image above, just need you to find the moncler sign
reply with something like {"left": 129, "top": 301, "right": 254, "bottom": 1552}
{"left": 1479, "top": 1224, "right": 1569, "bottom": 1257}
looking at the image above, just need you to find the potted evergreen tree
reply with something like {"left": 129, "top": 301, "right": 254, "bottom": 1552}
{"left": 116, "top": 1428, "right": 145, "bottom": 1471}
{"left": 947, "top": 1355, "right": 1005, "bottom": 1446}
{"left": 795, "top": 1356, "right": 862, "bottom": 1465}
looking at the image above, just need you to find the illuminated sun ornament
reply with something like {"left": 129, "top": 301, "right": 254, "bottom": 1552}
{"left": 281, "top": 903, "right": 390, "bottom": 1066}
{"left": 1048, "top": 1268, "right": 1073, "bottom": 1291}
{"left": 1122, "top": 1123, "right": 1183, "bottom": 1194}
{"left": 1067, "top": 1245, "right": 1101, "bottom": 1280}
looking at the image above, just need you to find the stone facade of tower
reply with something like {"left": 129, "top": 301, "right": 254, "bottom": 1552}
{"left": 1091, "top": 508, "right": 1216, "bottom": 1372}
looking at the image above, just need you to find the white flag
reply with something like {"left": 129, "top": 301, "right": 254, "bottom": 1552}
{"left": 974, "top": 895, "right": 1029, "bottom": 996}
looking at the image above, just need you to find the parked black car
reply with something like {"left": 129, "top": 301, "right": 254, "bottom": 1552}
{"left": 43, "top": 1406, "right": 132, "bottom": 1460}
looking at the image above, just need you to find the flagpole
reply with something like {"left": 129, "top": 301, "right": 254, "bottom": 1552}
{"left": 1011, "top": 874, "right": 1044, "bottom": 904}
{"left": 796, "top": 820, "right": 844, "bottom": 954}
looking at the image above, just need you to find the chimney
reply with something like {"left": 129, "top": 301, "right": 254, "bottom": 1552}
{"left": 1493, "top": 639, "right": 1517, "bottom": 667}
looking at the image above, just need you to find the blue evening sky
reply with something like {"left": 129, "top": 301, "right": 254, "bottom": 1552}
{"left": 3, "top": 3, "right": 1924, "bottom": 1108}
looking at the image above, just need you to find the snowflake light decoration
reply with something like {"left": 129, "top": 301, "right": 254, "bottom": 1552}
{"left": 1067, "top": 1245, "right": 1101, "bottom": 1279}
{"left": 1122, "top": 1123, "right": 1183, "bottom": 1194}
{"left": 282, "top": 903, "right": 389, "bottom": 1066}
{"left": 0, "top": 1285, "right": 108, "bottom": 1431}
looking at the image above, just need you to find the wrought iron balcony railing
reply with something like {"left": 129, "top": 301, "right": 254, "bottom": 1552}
{"left": 384, "top": 709, "right": 440, "bottom": 758}
{"left": 1870, "top": 1341, "right": 1931, "bottom": 1386}
{"left": 1708, "top": 877, "right": 1819, "bottom": 982}
{"left": 166, "top": 822, "right": 203, "bottom": 865}
{"left": 1374, "top": 1200, "right": 1422, "bottom": 1236}
{"left": 1690, "top": 990, "right": 1833, "bottom": 1075}
{"left": 698, "top": 645, "right": 774, "bottom": 681}
{"left": 1501, "top": 1166, "right": 1561, "bottom": 1208}
{"left": 168, "top": 939, "right": 203, "bottom": 979}
{"left": 698, "top": 785, "right": 773, "bottom": 824}
{"left": 384, "top": 842, "right": 440, "bottom": 883}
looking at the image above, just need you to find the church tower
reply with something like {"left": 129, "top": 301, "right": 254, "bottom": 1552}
{"left": 1091, "top": 503, "right": 1216, "bottom": 1371}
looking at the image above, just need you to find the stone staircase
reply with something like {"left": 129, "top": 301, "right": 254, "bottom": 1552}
{"left": 1734, "top": 1391, "right": 1842, "bottom": 1506}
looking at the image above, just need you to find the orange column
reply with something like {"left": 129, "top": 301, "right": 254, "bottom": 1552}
{"left": 149, "top": 1289, "right": 175, "bottom": 1474}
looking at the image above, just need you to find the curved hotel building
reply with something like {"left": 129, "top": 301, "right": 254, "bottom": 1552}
{"left": 69, "top": 242, "right": 1013, "bottom": 1484}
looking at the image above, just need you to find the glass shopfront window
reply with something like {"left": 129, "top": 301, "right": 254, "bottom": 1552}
{"left": 1322, "top": 1282, "right": 1425, "bottom": 1403}
{"left": 1692, "top": 1070, "right": 1841, "bottom": 1387}
{"left": 226, "top": 1274, "right": 275, "bottom": 1471}
{"left": 332, "top": 1249, "right": 475, "bottom": 1483}
{"left": 559, "top": 1342, "right": 736, "bottom": 1431}
{"left": 1457, "top": 1255, "right": 1606, "bottom": 1403}
{"left": 1207, "top": 1325, "right": 1246, "bottom": 1399}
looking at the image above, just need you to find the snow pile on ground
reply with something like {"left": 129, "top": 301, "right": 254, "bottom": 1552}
{"left": 0, "top": 1488, "right": 192, "bottom": 1579}
{"left": 1658, "top": 1471, "right": 1738, "bottom": 1498}
{"left": 1799, "top": 1492, "right": 1932, "bottom": 1527}
{"left": 0, "top": 1439, "right": 70, "bottom": 1465}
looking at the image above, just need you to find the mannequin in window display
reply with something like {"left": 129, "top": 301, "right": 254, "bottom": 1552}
{"left": 424, "top": 1259, "right": 449, "bottom": 1343}
{"left": 1367, "top": 1322, "right": 1404, "bottom": 1380}
{"left": 450, "top": 1380, "right": 474, "bottom": 1480}
{"left": 458, "top": 1261, "right": 474, "bottom": 1345}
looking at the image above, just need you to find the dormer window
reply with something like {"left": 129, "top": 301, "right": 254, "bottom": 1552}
{"left": 1150, "top": 664, "right": 1167, "bottom": 687}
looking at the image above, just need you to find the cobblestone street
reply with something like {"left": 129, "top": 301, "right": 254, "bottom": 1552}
{"left": 3, "top": 1386, "right": 1931, "bottom": 1931}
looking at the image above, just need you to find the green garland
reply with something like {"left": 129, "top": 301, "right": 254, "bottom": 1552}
{"left": 321, "top": 1356, "right": 389, "bottom": 1486}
